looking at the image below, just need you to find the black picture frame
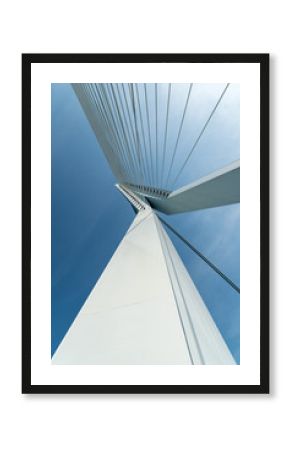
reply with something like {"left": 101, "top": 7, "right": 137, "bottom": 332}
{"left": 22, "top": 53, "right": 269, "bottom": 394}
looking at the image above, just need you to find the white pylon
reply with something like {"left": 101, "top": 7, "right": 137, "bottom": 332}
{"left": 53, "top": 187, "right": 235, "bottom": 365}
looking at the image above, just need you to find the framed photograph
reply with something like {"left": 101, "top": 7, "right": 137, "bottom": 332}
{"left": 22, "top": 53, "right": 269, "bottom": 394}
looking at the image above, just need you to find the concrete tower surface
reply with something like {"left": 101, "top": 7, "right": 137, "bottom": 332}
{"left": 53, "top": 188, "right": 235, "bottom": 365}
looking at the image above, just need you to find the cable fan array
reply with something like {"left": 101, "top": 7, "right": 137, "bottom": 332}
{"left": 72, "top": 83, "right": 229, "bottom": 193}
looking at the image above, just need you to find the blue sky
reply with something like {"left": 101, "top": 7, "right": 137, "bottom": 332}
{"left": 52, "top": 83, "right": 240, "bottom": 362}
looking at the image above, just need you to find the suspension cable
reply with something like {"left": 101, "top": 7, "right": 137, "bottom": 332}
{"left": 108, "top": 83, "right": 136, "bottom": 183}
{"left": 172, "top": 83, "right": 230, "bottom": 187}
{"left": 144, "top": 83, "right": 154, "bottom": 187}
{"left": 135, "top": 83, "right": 152, "bottom": 186}
{"left": 165, "top": 83, "right": 193, "bottom": 189}
{"left": 116, "top": 84, "right": 140, "bottom": 184}
{"left": 155, "top": 83, "right": 159, "bottom": 187}
{"left": 158, "top": 215, "right": 240, "bottom": 294}
{"left": 161, "top": 83, "right": 171, "bottom": 188}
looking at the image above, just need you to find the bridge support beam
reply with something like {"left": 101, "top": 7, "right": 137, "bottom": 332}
{"left": 147, "top": 160, "right": 240, "bottom": 214}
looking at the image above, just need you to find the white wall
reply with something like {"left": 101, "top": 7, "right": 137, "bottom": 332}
{"left": 0, "top": 1, "right": 285, "bottom": 450}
